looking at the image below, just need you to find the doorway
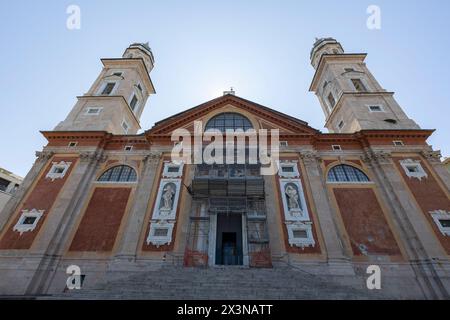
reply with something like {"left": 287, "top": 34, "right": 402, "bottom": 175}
{"left": 215, "top": 214, "right": 243, "bottom": 265}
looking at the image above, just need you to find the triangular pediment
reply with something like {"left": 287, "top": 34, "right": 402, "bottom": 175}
{"left": 146, "top": 94, "right": 319, "bottom": 136}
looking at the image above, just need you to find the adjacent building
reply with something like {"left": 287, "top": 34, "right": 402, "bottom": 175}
{"left": 0, "top": 168, "right": 22, "bottom": 213}
{"left": 0, "top": 39, "right": 449, "bottom": 299}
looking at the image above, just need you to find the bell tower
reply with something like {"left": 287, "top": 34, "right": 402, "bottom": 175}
{"left": 55, "top": 42, "right": 156, "bottom": 135}
{"left": 309, "top": 38, "right": 419, "bottom": 133}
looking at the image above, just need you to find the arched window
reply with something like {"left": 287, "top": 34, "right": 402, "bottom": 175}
{"left": 327, "top": 164, "right": 370, "bottom": 183}
{"left": 205, "top": 112, "right": 253, "bottom": 132}
{"left": 98, "top": 165, "right": 137, "bottom": 182}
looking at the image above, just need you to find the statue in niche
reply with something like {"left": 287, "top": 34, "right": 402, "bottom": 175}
{"left": 285, "top": 184, "right": 302, "bottom": 213}
{"left": 160, "top": 183, "right": 176, "bottom": 213}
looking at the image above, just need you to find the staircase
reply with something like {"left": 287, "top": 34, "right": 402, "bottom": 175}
{"left": 47, "top": 266, "right": 390, "bottom": 300}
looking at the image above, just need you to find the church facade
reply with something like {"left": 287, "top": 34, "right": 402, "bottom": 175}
{"left": 0, "top": 39, "right": 449, "bottom": 299}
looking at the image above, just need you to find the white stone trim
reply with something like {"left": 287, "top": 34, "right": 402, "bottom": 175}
{"left": 146, "top": 221, "right": 175, "bottom": 247}
{"left": 400, "top": 159, "right": 428, "bottom": 181}
{"left": 46, "top": 161, "right": 72, "bottom": 181}
{"left": 430, "top": 210, "right": 450, "bottom": 236}
{"left": 277, "top": 161, "right": 300, "bottom": 178}
{"left": 151, "top": 179, "right": 182, "bottom": 220}
{"left": 13, "top": 209, "right": 44, "bottom": 235}
{"left": 286, "top": 222, "right": 315, "bottom": 248}
{"left": 121, "top": 119, "right": 130, "bottom": 134}
{"left": 162, "top": 162, "right": 184, "bottom": 178}
{"left": 279, "top": 179, "right": 310, "bottom": 221}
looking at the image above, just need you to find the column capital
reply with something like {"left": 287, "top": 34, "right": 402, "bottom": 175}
{"left": 79, "top": 151, "right": 107, "bottom": 163}
{"left": 144, "top": 152, "right": 163, "bottom": 164}
{"left": 361, "top": 150, "right": 392, "bottom": 165}
{"left": 35, "top": 151, "right": 54, "bottom": 163}
{"left": 299, "top": 151, "right": 322, "bottom": 164}
{"left": 421, "top": 150, "right": 442, "bottom": 164}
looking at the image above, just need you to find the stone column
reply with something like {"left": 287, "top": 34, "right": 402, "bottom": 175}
{"left": 361, "top": 149, "right": 449, "bottom": 299}
{"left": 25, "top": 151, "right": 106, "bottom": 295}
{"left": 300, "top": 151, "right": 349, "bottom": 265}
{"left": 114, "top": 152, "right": 162, "bottom": 260}
{"left": 263, "top": 174, "right": 286, "bottom": 263}
{"left": 0, "top": 151, "right": 53, "bottom": 232}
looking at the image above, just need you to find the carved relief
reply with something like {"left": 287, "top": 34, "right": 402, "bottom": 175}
{"left": 146, "top": 221, "right": 175, "bottom": 247}
{"left": 162, "top": 161, "right": 184, "bottom": 178}
{"left": 35, "top": 151, "right": 54, "bottom": 163}
{"left": 144, "top": 152, "right": 162, "bottom": 164}
{"left": 279, "top": 179, "right": 309, "bottom": 221}
{"left": 286, "top": 222, "right": 315, "bottom": 248}
{"left": 362, "top": 150, "right": 392, "bottom": 165}
{"left": 421, "top": 150, "right": 442, "bottom": 164}
{"left": 147, "top": 164, "right": 183, "bottom": 247}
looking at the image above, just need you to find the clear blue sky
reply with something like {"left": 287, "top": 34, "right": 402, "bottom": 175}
{"left": 1, "top": 0, "right": 449, "bottom": 177}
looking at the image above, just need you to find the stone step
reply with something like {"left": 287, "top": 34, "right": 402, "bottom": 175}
{"left": 47, "top": 266, "right": 380, "bottom": 300}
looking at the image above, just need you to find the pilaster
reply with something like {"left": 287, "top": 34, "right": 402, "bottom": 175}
{"left": 114, "top": 152, "right": 162, "bottom": 259}
{"left": 299, "top": 151, "right": 348, "bottom": 264}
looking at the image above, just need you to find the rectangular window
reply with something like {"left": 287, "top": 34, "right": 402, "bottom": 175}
{"left": 130, "top": 95, "right": 138, "bottom": 111}
{"left": 406, "top": 165, "right": 419, "bottom": 173}
{"left": 137, "top": 84, "right": 143, "bottom": 92}
{"left": 393, "top": 140, "right": 404, "bottom": 146}
{"left": 23, "top": 217, "right": 37, "bottom": 225}
{"left": 440, "top": 220, "right": 450, "bottom": 228}
{"left": 0, "top": 177, "right": 9, "bottom": 192}
{"left": 351, "top": 79, "right": 367, "bottom": 92}
{"left": 279, "top": 141, "right": 288, "bottom": 147}
{"left": 368, "top": 105, "right": 383, "bottom": 112}
{"left": 332, "top": 145, "right": 342, "bottom": 151}
{"left": 327, "top": 93, "right": 336, "bottom": 108}
{"left": 68, "top": 142, "right": 78, "bottom": 147}
{"left": 154, "top": 228, "right": 169, "bottom": 237}
{"left": 101, "top": 82, "right": 116, "bottom": 95}
{"left": 53, "top": 167, "right": 65, "bottom": 174}
{"left": 85, "top": 107, "right": 102, "bottom": 115}
{"left": 124, "top": 146, "right": 133, "bottom": 151}
{"left": 293, "top": 230, "right": 308, "bottom": 239}
{"left": 167, "top": 167, "right": 180, "bottom": 173}
{"left": 338, "top": 121, "right": 344, "bottom": 130}
{"left": 122, "top": 121, "right": 129, "bottom": 134}
{"left": 281, "top": 166, "right": 295, "bottom": 173}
